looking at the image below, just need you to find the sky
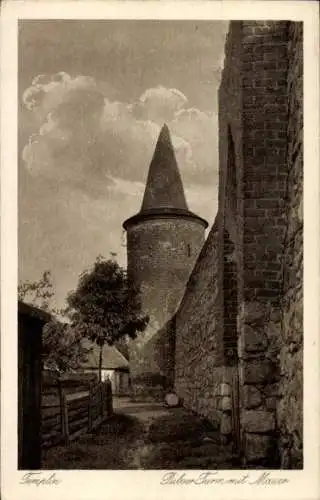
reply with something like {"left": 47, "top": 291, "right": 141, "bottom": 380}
{"left": 18, "top": 20, "right": 229, "bottom": 308}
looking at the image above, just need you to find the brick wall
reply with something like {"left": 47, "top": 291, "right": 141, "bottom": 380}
{"left": 173, "top": 21, "right": 303, "bottom": 468}
{"left": 278, "top": 22, "right": 303, "bottom": 468}
{"left": 238, "top": 21, "right": 289, "bottom": 467}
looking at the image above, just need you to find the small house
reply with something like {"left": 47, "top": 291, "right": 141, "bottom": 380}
{"left": 80, "top": 339, "right": 130, "bottom": 396}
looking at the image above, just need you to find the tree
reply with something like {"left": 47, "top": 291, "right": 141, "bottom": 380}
{"left": 42, "top": 320, "right": 91, "bottom": 372}
{"left": 18, "top": 270, "right": 90, "bottom": 373}
{"left": 18, "top": 270, "right": 55, "bottom": 312}
{"left": 66, "top": 256, "right": 149, "bottom": 382}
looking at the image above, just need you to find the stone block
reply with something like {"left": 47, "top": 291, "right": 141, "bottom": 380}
{"left": 220, "top": 414, "right": 232, "bottom": 435}
{"left": 218, "top": 395, "right": 232, "bottom": 411}
{"left": 264, "top": 382, "right": 280, "bottom": 397}
{"left": 242, "top": 410, "right": 275, "bottom": 433}
{"left": 265, "top": 396, "right": 277, "bottom": 410}
{"left": 243, "top": 325, "right": 268, "bottom": 352}
{"left": 241, "top": 301, "right": 270, "bottom": 325}
{"left": 244, "top": 433, "right": 273, "bottom": 463}
{"left": 264, "top": 320, "right": 281, "bottom": 340}
{"left": 242, "top": 359, "right": 278, "bottom": 384}
{"left": 164, "top": 393, "right": 180, "bottom": 407}
{"left": 207, "top": 409, "right": 221, "bottom": 430}
{"left": 219, "top": 382, "right": 232, "bottom": 396}
{"left": 243, "top": 385, "right": 262, "bottom": 409}
{"left": 270, "top": 308, "right": 282, "bottom": 322}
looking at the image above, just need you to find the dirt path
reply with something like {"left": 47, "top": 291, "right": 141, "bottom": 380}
{"left": 42, "top": 400, "right": 240, "bottom": 469}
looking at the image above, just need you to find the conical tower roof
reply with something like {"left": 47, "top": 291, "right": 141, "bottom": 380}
{"left": 140, "top": 124, "right": 188, "bottom": 211}
{"left": 123, "top": 124, "right": 208, "bottom": 230}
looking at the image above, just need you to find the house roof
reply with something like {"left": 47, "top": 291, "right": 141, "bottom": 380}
{"left": 80, "top": 339, "right": 129, "bottom": 370}
{"left": 18, "top": 300, "right": 52, "bottom": 323}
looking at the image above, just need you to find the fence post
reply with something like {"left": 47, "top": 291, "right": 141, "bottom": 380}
{"left": 58, "top": 379, "right": 64, "bottom": 437}
{"left": 100, "top": 383, "right": 104, "bottom": 418}
{"left": 104, "top": 383, "right": 108, "bottom": 415}
{"left": 61, "top": 394, "right": 69, "bottom": 445}
{"left": 88, "top": 383, "right": 93, "bottom": 432}
{"left": 107, "top": 380, "right": 113, "bottom": 416}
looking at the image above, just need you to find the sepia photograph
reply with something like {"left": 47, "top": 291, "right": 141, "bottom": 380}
{"left": 16, "top": 17, "right": 305, "bottom": 473}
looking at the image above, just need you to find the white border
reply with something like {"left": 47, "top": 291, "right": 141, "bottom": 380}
{"left": 1, "top": 2, "right": 319, "bottom": 500}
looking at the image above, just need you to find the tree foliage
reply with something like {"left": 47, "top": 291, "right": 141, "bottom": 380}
{"left": 67, "top": 257, "right": 149, "bottom": 344}
{"left": 42, "top": 320, "right": 91, "bottom": 372}
{"left": 18, "top": 257, "right": 148, "bottom": 377}
{"left": 18, "top": 270, "right": 89, "bottom": 373}
{"left": 18, "top": 270, "right": 55, "bottom": 312}
{"left": 66, "top": 257, "right": 149, "bottom": 379}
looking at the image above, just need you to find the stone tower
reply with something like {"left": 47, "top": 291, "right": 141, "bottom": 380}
{"left": 123, "top": 124, "right": 208, "bottom": 399}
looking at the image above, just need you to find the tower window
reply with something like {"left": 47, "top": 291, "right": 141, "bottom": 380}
{"left": 187, "top": 244, "right": 191, "bottom": 257}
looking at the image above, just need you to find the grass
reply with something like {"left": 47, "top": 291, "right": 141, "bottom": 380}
{"left": 41, "top": 414, "right": 145, "bottom": 469}
{"left": 41, "top": 407, "right": 241, "bottom": 470}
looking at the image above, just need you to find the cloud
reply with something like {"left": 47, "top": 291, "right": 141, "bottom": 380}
{"left": 134, "top": 85, "right": 188, "bottom": 123}
{"left": 107, "top": 176, "right": 145, "bottom": 198}
{"left": 21, "top": 73, "right": 218, "bottom": 202}
{"left": 185, "top": 183, "right": 218, "bottom": 223}
{"left": 170, "top": 107, "right": 219, "bottom": 183}
{"left": 18, "top": 21, "right": 227, "bottom": 310}
{"left": 22, "top": 73, "right": 100, "bottom": 120}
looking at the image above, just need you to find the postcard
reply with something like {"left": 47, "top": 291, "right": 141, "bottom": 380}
{"left": 1, "top": 1, "right": 319, "bottom": 499}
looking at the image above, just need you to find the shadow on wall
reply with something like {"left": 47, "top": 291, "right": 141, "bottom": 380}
{"left": 130, "top": 317, "right": 176, "bottom": 400}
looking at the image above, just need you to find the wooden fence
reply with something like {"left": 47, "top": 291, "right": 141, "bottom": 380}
{"left": 41, "top": 379, "right": 113, "bottom": 448}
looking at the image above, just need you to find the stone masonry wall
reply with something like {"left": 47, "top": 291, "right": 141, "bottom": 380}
{"left": 278, "top": 22, "right": 303, "bottom": 468}
{"left": 171, "top": 21, "right": 302, "bottom": 468}
{"left": 218, "top": 23, "right": 243, "bottom": 374}
{"left": 174, "top": 221, "right": 235, "bottom": 437}
{"left": 217, "top": 21, "right": 290, "bottom": 465}
{"left": 174, "top": 22, "right": 302, "bottom": 468}
{"left": 238, "top": 21, "right": 290, "bottom": 468}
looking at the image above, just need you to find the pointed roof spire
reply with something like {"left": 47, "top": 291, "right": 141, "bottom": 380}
{"left": 140, "top": 124, "right": 188, "bottom": 211}
{"left": 123, "top": 124, "right": 208, "bottom": 230}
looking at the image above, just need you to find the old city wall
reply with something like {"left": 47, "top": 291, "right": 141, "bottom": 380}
{"left": 174, "top": 23, "right": 244, "bottom": 439}
{"left": 238, "top": 21, "right": 303, "bottom": 468}
{"left": 237, "top": 21, "right": 290, "bottom": 468}
{"left": 278, "top": 23, "right": 303, "bottom": 468}
{"left": 174, "top": 221, "right": 236, "bottom": 434}
{"left": 174, "top": 22, "right": 303, "bottom": 467}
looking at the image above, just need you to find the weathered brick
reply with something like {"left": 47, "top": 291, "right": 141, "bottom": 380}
{"left": 170, "top": 20, "right": 302, "bottom": 470}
